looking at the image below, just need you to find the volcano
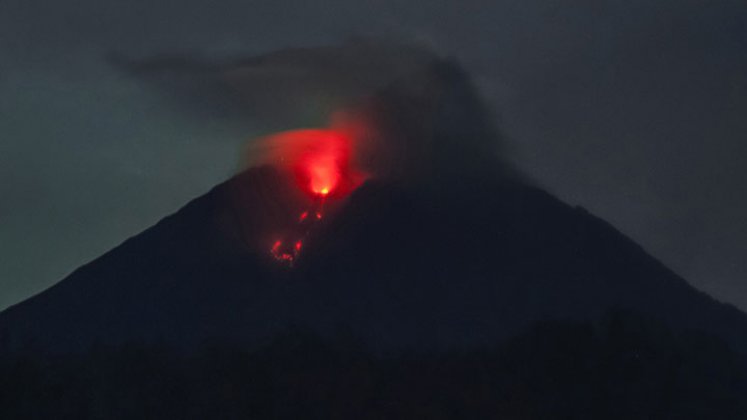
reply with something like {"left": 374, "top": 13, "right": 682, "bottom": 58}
{"left": 3, "top": 166, "right": 747, "bottom": 417}
{"left": 2, "top": 49, "right": 746, "bottom": 418}
{"left": 2, "top": 165, "right": 746, "bottom": 356}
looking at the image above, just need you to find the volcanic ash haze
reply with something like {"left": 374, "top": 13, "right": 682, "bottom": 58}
{"left": 117, "top": 41, "right": 521, "bottom": 183}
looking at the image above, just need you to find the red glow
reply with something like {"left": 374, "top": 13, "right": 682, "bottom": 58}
{"left": 255, "top": 125, "right": 369, "bottom": 267}
{"left": 271, "top": 239, "right": 300, "bottom": 265}
{"left": 295, "top": 130, "right": 349, "bottom": 197}
{"left": 252, "top": 128, "right": 367, "bottom": 199}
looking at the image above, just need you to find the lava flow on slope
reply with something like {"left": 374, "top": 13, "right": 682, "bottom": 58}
{"left": 255, "top": 128, "right": 367, "bottom": 265}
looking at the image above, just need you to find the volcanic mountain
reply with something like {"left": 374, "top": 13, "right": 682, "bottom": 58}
{"left": 1, "top": 164, "right": 746, "bottom": 357}
{"left": 1, "top": 48, "right": 746, "bottom": 417}
{"left": 2, "top": 49, "right": 747, "bottom": 357}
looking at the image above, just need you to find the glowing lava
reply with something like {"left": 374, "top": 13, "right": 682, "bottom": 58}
{"left": 269, "top": 195, "right": 326, "bottom": 266}
{"left": 292, "top": 129, "right": 355, "bottom": 198}
{"left": 252, "top": 128, "right": 366, "bottom": 199}
{"left": 255, "top": 127, "right": 369, "bottom": 266}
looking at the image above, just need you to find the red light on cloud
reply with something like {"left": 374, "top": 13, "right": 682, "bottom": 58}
{"left": 250, "top": 124, "right": 370, "bottom": 267}
{"left": 306, "top": 153, "right": 338, "bottom": 196}
{"left": 294, "top": 130, "right": 355, "bottom": 198}
{"left": 251, "top": 128, "right": 367, "bottom": 199}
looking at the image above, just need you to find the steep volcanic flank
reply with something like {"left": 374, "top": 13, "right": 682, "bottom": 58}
{"left": 1, "top": 165, "right": 746, "bottom": 357}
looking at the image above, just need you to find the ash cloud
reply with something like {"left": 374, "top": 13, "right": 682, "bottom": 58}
{"left": 111, "top": 41, "right": 524, "bottom": 188}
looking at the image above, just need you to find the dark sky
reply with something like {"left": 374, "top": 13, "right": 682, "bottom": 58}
{"left": 1, "top": 0, "right": 745, "bottom": 311}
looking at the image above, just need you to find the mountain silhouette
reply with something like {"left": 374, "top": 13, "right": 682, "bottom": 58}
{"left": 3, "top": 166, "right": 747, "bottom": 418}
{"left": 1, "top": 165, "right": 746, "bottom": 357}
{"left": 2, "top": 48, "right": 746, "bottom": 418}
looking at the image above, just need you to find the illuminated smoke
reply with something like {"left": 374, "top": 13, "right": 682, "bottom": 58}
{"left": 249, "top": 128, "right": 367, "bottom": 199}
{"left": 115, "top": 41, "right": 518, "bottom": 186}
{"left": 249, "top": 127, "right": 369, "bottom": 265}
{"left": 110, "top": 41, "right": 522, "bottom": 266}
{"left": 231, "top": 42, "right": 517, "bottom": 266}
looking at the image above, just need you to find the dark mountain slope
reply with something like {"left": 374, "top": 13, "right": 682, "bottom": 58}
{"left": 1, "top": 167, "right": 745, "bottom": 358}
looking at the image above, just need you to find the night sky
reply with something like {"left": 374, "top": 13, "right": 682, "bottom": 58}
{"left": 1, "top": 0, "right": 745, "bottom": 311}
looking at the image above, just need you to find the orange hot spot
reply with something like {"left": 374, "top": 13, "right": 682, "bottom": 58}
{"left": 256, "top": 125, "right": 369, "bottom": 267}
{"left": 297, "top": 131, "right": 349, "bottom": 197}
{"left": 252, "top": 128, "right": 367, "bottom": 199}
{"left": 305, "top": 148, "right": 339, "bottom": 196}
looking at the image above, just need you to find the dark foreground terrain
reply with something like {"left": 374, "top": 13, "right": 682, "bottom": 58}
{"left": 2, "top": 312, "right": 745, "bottom": 419}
